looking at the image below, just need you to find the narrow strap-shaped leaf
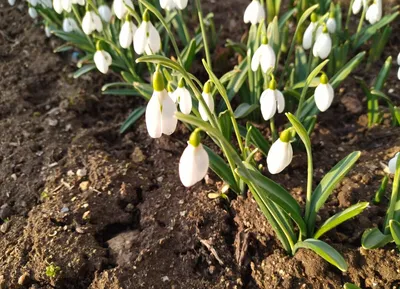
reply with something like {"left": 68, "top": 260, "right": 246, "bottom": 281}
{"left": 181, "top": 39, "right": 197, "bottom": 71}
{"left": 204, "top": 146, "right": 240, "bottom": 194}
{"left": 244, "top": 123, "right": 270, "bottom": 156}
{"left": 73, "top": 64, "right": 96, "bottom": 79}
{"left": 293, "top": 239, "right": 348, "bottom": 272}
{"left": 218, "top": 110, "right": 233, "bottom": 142}
{"left": 314, "top": 202, "right": 369, "bottom": 239}
{"left": 374, "top": 56, "right": 392, "bottom": 91}
{"left": 361, "top": 228, "right": 393, "bottom": 249}
{"left": 102, "top": 82, "right": 133, "bottom": 91}
{"left": 120, "top": 107, "right": 145, "bottom": 134}
{"left": 389, "top": 220, "right": 400, "bottom": 247}
{"left": 344, "top": 283, "right": 362, "bottom": 289}
{"left": 278, "top": 7, "right": 297, "bottom": 29}
{"left": 234, "top": 103, "right": 259, "bottom": 119}
{"left": 101, "top": 89, "right": 141, "bottom": 96}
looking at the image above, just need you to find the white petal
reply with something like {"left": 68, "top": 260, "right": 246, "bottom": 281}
{"left": 113, "top": 0, "right": 126, "bottom": 19}
{"left": 251, "top": 46, "right": 263, "bottom": 72}
{"left": 366, "top": 2, "right": 382, "bottom": 24}
{"left": 160, "top": 0, "right": 176, "bottom": 10}
{"left": 326, "top": 18, "right": 336, "bottom": 33}
{"left": 179, "top": 143, "right": 209, "bottom": 187}
{"left": 352, "top": 0, "right": 362, "bottom": 14}
{"left": 28, "top": 7, "right": 38, "bottom": 18}
{"left": 45, "top": 26, "right": 51, "bottom": 37}
{"left": 315, "top": 83, "right": 334, "bottom": 112}
{"left": 302, "top": 22, "right": 316, "bottom": 50}
{"left": 244, "top": 1, "right": 264, "bottom": 25}
{"left": 267, "top": 139, "right": 293, "bottom": 174}
{"left": 260, "top": 89, "right": 277, "bottom": 121}
{"left": 160, "top": 91, "right": 178, "bottom": 135}
{"left": 82, "top": 12, "right": 93, "bottom": 34}
{"left": 145, "top": 92, "right": 163, "bottom": 138}
{"left": 63, "top": 18, "right": 73, "bottom": 32}
{"left": 61, "top": 0, "right": 72, "bottom": 12}
{"left": 314, "top": 33, "right": 332, "bottom": 59}
{"left": 146, "top": 22, "right": 161, "bottom": 54}
{"left": 53, "top": 0, "right": 63, "bottom": 14}
{"left": 8, "top": 0, "right": 16, "bottom": 6}
{"left": 119, "top": 21, "right": 134, "bottom": 49}
{"left": 199, "top": 92, "right": 214, "bottom": 121}
{"left": 94, "top": 50, "right": 112, "bottom": 74}
{"left": 98, "top": 5, "right": 112, "bottom": 22}
{"left": 398, "top": 67, "right": 400, "bottom": 81}
{"left": 174, "top": 0, "right": 188, "bottom": 9}
{"left": 178, "top": 88, "right": 192, "bottom": 115}
{"left": 134, "top": 22, "right": 148, "bottom": 55}
{"left": 397, "top": 52, "right": 400, "bottom": 66}
{"left": 93, "top": 13, "right": 103, "bottom": 32}
{"left": 260, "top": 44, "right": 276, "bottom": 73}
{"left": 275, "top": 90, "right": 285, "bottom": 113}
{"left": 388, "top": 153, "right": 400, "bottom": 174}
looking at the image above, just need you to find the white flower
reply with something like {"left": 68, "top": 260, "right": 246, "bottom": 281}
{"left": 198, "top": 83, "right": 214, "bottom": 121}
{"left": 45, "top": 26, "right": 51, "bottom": 37}
{"left": 179, "top": 141, "right": 209, "bottom": 187}
{"left": 160, "top": 0, "right": 176, "bottom": 10}
{"left": 145, "top": 71, "right": 177, "bottom": 138}
{"left": 113, "top": 0, "right": 134, "bottom": 20}
{"left": 397, "top": 52, "right": 400, "bottom": 65}
{"left": 119, "top": 21, "right": 137, "bottom": 49}
{"left": 174, "top": 0, "right": 188, "bottom": 9}
{"left": 72, "top": 0, "right": 84, "bottom": 5}
{"left": 27, "top": 0, "right": 38, "bottom": 6}
{"left": 388, "top": 153, "right": 399, "bottom": 174}
{"left": 352, "top": 0, "right": 367, "bottom": 14}
{"left": 326, "top": 17, "right": 336, "bottom": 33}
{"left": 267, "top": 134, "right": 293, "bottom": 174}
{"left": 172, "top": 84, "right": 192, "bottom": 115}
{"left": 94, "top": 50, "right": 112, "bottom": 74}
{"left": 8, "top": 0, "right": 16, "bottom": 6}
{"left": 134, "top": 12, "right": 161, "bottom": 55}
{"left": 366, "top": 0, "right": 382, "bottom": 24}
{"left": 302, "top": 13, "right": 319, "bottom": 50}
{"left": 251, "top": 38, "right": 276, "bottom": 73}
{"left": 40, "top": 0, "right": 52, "bottom": 8}
{"left": 61, "top": 0, "right": 72, "bottom": 12}
{"left": 315, "top": 74, "right": 334, "bottom": 112}
{"left": 82, "top": 11, "right": 103, "bottom": 35}
{"left": 53, "top": 0, "right": 63, "bottom": 14}
{"left": 98, "top": 5, "right": 112, "bottom": 22}
{"left": 28, "top": 7, "right": 38, "bottom": 18}
{"left": 244, "top": 0, "right": 265, "bottom": 25}
{"left": 398, "top": 67, "right": 400, "bottom": 80}
{"left": 313, "top": 27, "right": 332, "bottom": 59}
{"left": 259, "top": 81, "right": 284, "bottom": 121}
{"left": 63, "top": 18, "right": 79, "bottom": 32}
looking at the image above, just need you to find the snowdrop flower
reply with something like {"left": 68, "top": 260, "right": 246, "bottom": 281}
{"left": 53, "top": 0, "right": 63, "bottom": 14}
{"left": 171, "top": 78, "right": 192, "bottom": 115}
{"left": 113, "top": 0, "right": 134, "bottom": 20}
{"left": 72, "top": 0, "right": 84, "bottom": 5}
{"left": 145, "top": 70, "right": 177, "bottom": 138}
{"left": 82, "top": 10, "right": 103, "bottom": 35}
{"left": 260, "top": 79, "right": 285, "bottom": 121}
{"left": 28, "top": 7, "right": 38, "bottom": 18}
{"left": 326, "top": 11, "right": 336, "bottom": 33}
{"left": 198, "top": 81, "right": 215, "bottom": 122}
{"left": 94, "top": 42, "right": 112, "bottom": 74}
{"left": 134, "top": 10, "right": 161, "bottom": 55}
{"left": 388, "top": 153, "right": 399, "bottom": 174}
{"left": 303, "top": 13, "right": 318, "bottom": 50}
{"left": 61, "top": 0, "right": 72, "bottom": 12}
{"left": 366, "top": 0, "right": 382, "bottom": 24}
{"left": 244, "top": 0, "right": 265, "bottom": 25}
{"left": 27, "top": 0, "right": 38, "bottom": 6}
{"left": 267, "top": 129, "right": 293, "bottom": 174}
{"left": 251, "top": 36, "right": 276, "bottom": 73}
{"left": 160, "top": 0, "right": 188, "bottom": 10}
{"left": 352, "top": 0, "right": 367, "bottom": 15}
{"left": 45, "top": 25, "right": 51, "bottom": 37}
{"left": 179, "top": 129, "right": 209, "bottom": 187}
{"left": 40, "top": 0, "right": 52, "bottom": 8}
{"left": 119, "top": 17, "right": 137, "bottom": 49}
{"left": 397, "top": 52, "right": 400, "bottom": 80}
{"left": 313, "top": 26, "right": 332, "bottom": 59}
{"left": 8, "top": 0, "right": 16, "bottom": 6}
{"left": 315, "top": 73, "right": 334, "bottom": 112}
{"left": 98, "top": 5, "right": 112, "bottom": 23}
{"left": 63, "top": 18, "right": 79, "bottom": 33}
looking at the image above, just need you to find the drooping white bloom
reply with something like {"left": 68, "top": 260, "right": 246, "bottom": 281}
{"left": 388, "top": 153, "right": 400, "bottom": 174}
{"left": 98, "top": 5, "right": 112, "bottom": 23}
{"left": 63, "top": 18, "right": 79, "bottom": 33}
{"left": 179, "top": 141, "right": 209, "bottom": 187}
{"left": 326, "top": 17, "right": 336, "bottom": 33}
{"left": 397, "top": 53, "right": 400, "bottom": 80}
{"left": 82, "top": 11, "right": 103, "bottom": 35}
{"left": 352, "top": 0, "right": 367, "bottom": 15}
{"left": 119, "top": 21, "right": 137, "bottom": 49}
{"left": 398, "top": 67, "right": 400, "bottom": 80}
{"left": 134, "top": 12, "right": 161, "bottom": 55}
{"left": 302, "top": 13, "right": 319, "bottom": 50}
{"left": 259, "top": 80, "right": 284, "bottom": 121}
{"left": 53, "top": 0, "right": 63, "bottom": 14}
{"left": 94, "top": 50, "right": 112, "bottom": 74}
{"left": 145, "top": 71, "right": 177, "bottom": 138}
{"left": 27, "top": 0, "right": 38, "bottom": 6}
{"left": 72, "top": 0, "right": 84, "bottom": 5}
{"left": 40, "top": 0, "right": 52, "bottom": 8}
{"left": 315, "top": 74, "right": 334, "bottom": 112}
{"left": 8, "top": 0, "right": 16, "bottom": 6}
{"left": 61, "top": 0, "right": 72, "bottom": 12}
{"left": 366, "top": 0, "right": 382, "bottom": 24}
{"left": 198, "top": 82, "right": 214, "bottom": 122}
{"left": 28, "top": 7, "right": 38, "bottom": 18}
{"left": 113, "top": 0, "right": 134, "bottom": 20}
{"left": 45, "top": 26, "right": 51, "bottom": 37}
{"left": 174, "top": 0, "right": 188, "bottom": 9}
{"left": 313, "top": 27, "right": 332, "bottom": 59}
{"left": 244, "top": 0, "right": 265, "bottom": 25}
{"left": 160, "top": 0, "right": 188, "bottom": 10}
{"left": 267, "top": 134, "right": 293, "bottom": 174}
{"left": 172, "top": 82, "right": 192, "bottom": 115}
{"left": 251, "top": 37, "right": 276, "bottom": 73}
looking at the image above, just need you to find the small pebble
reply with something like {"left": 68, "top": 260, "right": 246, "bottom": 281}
{"left": 17, "top": 272, "right": 30, "bottom": 285}
{"left": 47, "top": 118, "right": 58, "bottom": 127}
{"left": 0, "top": 204, "right": 12, "bottom": 220}
{"left": 82, "top": 211, "right": 90, "bottom": 220}
{"left": 0, "top": 222, "right": 11, "bottom": 233}
{"left": 60, "top": 206, "right": 69, "bottom": 214}
{"left": 161, "top": 276, "right": 170, "bottom": 282}
{"left": 76, "top": 168, "right": 87, "bottom": 177}
{"left": 157, "top": 176, "right": 164, "bottom": 182}
{"left": 79, "top": 181, "right": 90, "bottom": 191}
{"left": 67, "top": 170, "right": 75, "bottom": 177}
{"left": 11, "top": 174, "right": 17, "bottom": 181}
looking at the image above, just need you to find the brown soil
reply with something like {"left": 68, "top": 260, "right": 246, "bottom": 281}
{"left": 0, "top": 1, "right": 400, "bottom": 289}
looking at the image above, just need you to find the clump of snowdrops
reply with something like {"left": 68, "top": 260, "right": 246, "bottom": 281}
{"left": 13, "top": 0, "right": 399, "bottom": 272}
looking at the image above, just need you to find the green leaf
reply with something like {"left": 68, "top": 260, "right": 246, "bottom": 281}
{"left": 307, "top": 151, "right": 361, "bottom": 234}
{"left": 389, "top": 220, "right": 400, "bottom": 247}
{"left": 314, "top": 202, "right": 369, "bottom": 239}
{"left": 286, "top": 113, "right": 311, "bottom": 150}
{"left": 293, "top": 239, "right": 348, "bottom": 272}
{"left": 133, "top": 82, "right": 153, "bottom": 100}
{"left": 344, "top": 283, "right": 362, "bottom": 289}
{"left": 236, "top": 162, "right": 307, "bottom": 236}
{"left": 278, "top": 7, "right": 297, "bottom": 29}
{"left": 294, "top": 46, "right": 308, "bottom": 83}
{"left": 181, "top": 39, "right": 197, "bottom": 71}
{"left": 121, "top": 71, "right": 135, "bottom": 84}
{"left": 53, "top": 44, "right": 74, "bottom": 53}
{"left": 234, "top": 103, "right": 259, "bottom": 119}
{"left": 267, "top": 16, "right": 280, "bottom": 55}
{"left": 120, "top": 107, "right": 146, "bottom": 134}
{"left": 374, "top": 56, "right": 392, "bottom": 91}
{"left": 361, "top": 228, "right": 393, "bottom": 249}
{"left": 204, "top": 146, "right": 240, "bottom": 194}
{"left": 245, "top": 123, "right": 270, "bottom": 156}
{"left": 225, "top": 40, "right": 247, "bottom": 58}
{"left": 73, "top": 64, "right": 96, "bottom": 79}
{"left": 102, "top": 89, "right": 141, "bottom": 96}
{"left": 218, "top": 110, "right": 233, "bottom": 142}
{"left": 292, "top": 77, "right": 320, "bottom": 90}
{"left": 102, "top": 82, "right": 133, "bottom": 91}
{"left": 52, "top": 30, "right": 95, "bottom": 53}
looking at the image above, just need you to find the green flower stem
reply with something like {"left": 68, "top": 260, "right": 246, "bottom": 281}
{"left": 305, "top": 145, "right": 314, "bottom": 227}
{"left": 270, "top": 117, "right": 277, "bottom": 142}
{"left": 384, "top": 157, "right": 400, "bottom": 234}
{"left": 177, "top": 10, "right": 191, "bottom": 45}
{"left": 126, "top": 5, "right": 142, "bottom": 24}
{"left": 195, "top": 0, "right": 212, "bottom": 70}
{"left": 345, "top": 0, "right": 356, "bottom": 30}
{"left": 354, "top": 5, "right": 367, "bottom": 47}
